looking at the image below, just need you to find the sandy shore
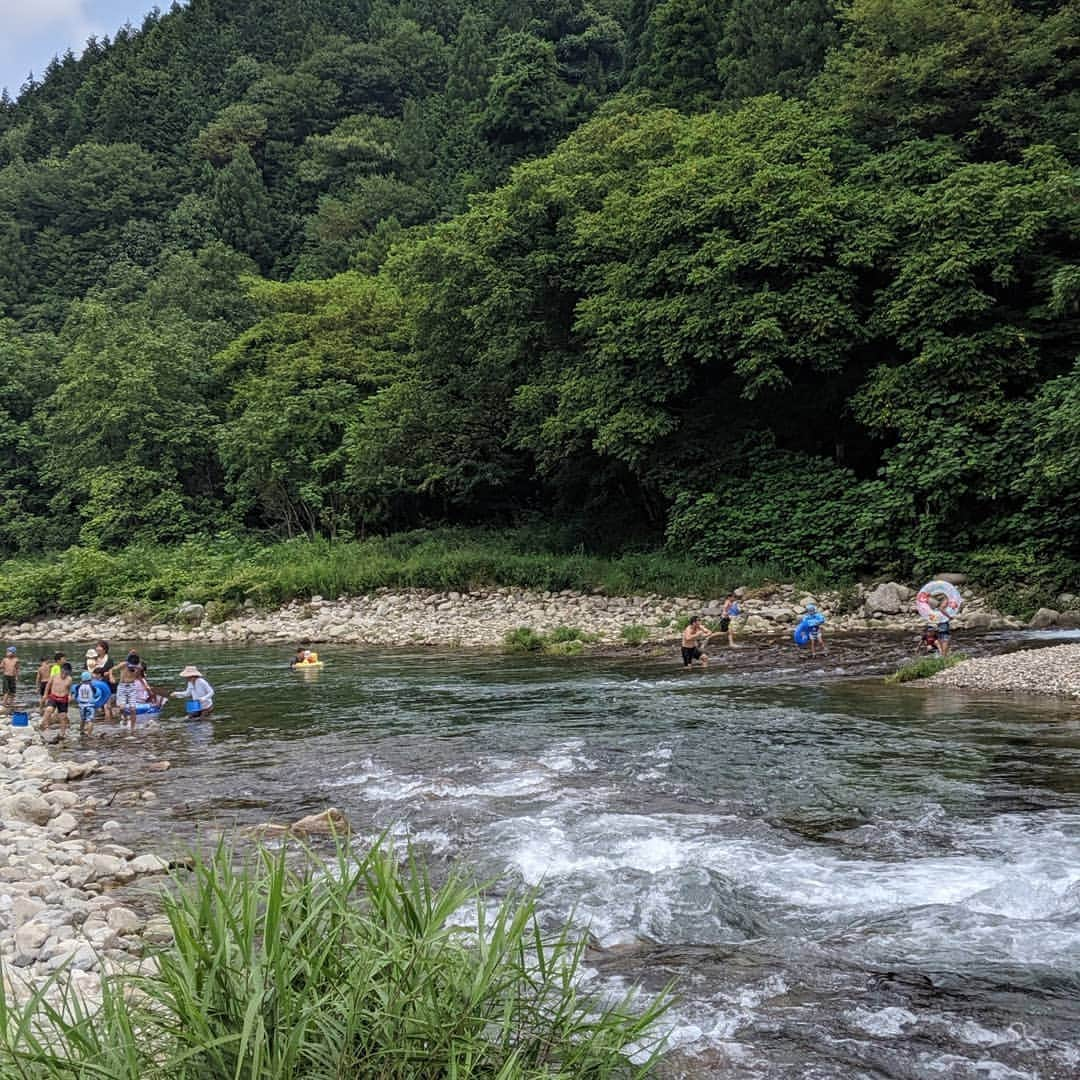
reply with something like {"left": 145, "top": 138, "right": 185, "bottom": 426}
{"left": 930, "top": 643, "right": 1080, "bottom": 699}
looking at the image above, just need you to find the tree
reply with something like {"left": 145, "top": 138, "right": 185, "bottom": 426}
{"left": 210, "top": 147, "right": 274, "bottom": 267}
{"left": 216, "top": 272, "right": 405, "bottom": 535}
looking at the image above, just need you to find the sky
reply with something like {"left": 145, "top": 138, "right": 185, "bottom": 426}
{"left": 0, "top": 0, "right": 163, "bottom": 98}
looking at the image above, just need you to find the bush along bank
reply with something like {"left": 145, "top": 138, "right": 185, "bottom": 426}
{"left": 0, "top": 580, "right": 1060, "bottom": 651}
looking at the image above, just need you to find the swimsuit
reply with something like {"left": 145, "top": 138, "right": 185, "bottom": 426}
{"left": 2, "top": 675, "right": 15, "bottom": 694}
{"left": 116, "top": 683, "right": 139, "bottom": 710}
{"left": 681, "top": 645, "right": 702, "bottom": 666}
{"left": 47, "top": 694, "right": 69, "bottom": 714}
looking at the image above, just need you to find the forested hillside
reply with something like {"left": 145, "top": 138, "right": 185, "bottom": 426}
{"left": 1, "top": 0, "right": 1077, "bottom": 594}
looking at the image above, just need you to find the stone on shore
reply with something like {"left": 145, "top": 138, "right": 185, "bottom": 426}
{"left": 1029, "top": 608, "right": 1060, "bottom": 629}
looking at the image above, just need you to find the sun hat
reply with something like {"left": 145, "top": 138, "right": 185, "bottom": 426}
{"left": 5, "top": 646, "right": 15, "bottom": 653}
{"left": 179, "top": 665, "right": 202, "bottom": 678}
{"left": 80, "top": 671, "right": 91, "bottom": 681}
{"left": 805, "top": 603, "right": 817, "bottom": 612}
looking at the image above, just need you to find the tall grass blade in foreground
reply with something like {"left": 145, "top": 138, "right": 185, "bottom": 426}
{"left": 0, "top": 840, "right": 672, "bottom": 1078}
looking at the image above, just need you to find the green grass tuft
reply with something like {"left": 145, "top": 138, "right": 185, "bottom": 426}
{"left": 504, "top": 626, "right": 547, "bottom": 653}
{"left": 0, "top": 840, "right": 672, "bottom": 1078}
{"left": 884, "top": 654, "right": 966, "bottom": 684}
{"left": 620, "top": 624, "right": 650, "bottom": 646}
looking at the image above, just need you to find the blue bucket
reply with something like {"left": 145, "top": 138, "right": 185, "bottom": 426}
{"left": 184, "top": 699, "right": 202, "bottom": 715}
{"left": 11, "top": 711, "right": 29, "bottom": 727}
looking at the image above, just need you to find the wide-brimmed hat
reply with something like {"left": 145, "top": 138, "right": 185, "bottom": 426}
{"left": 179, "top": 665, "right": 202, "bottom": 678}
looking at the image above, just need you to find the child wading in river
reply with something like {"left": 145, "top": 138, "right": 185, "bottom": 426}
{"left": 41, "top": 662, "right": 74, "bottom": 737}
{"left": 75, "top": 671, "right": 97, "bottom": 735}
{"left": 1, "top": 646, "right": 18, "bottom": 709}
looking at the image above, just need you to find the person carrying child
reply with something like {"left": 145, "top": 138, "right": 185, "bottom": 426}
{"left": 1, "top": 646, "right": 18, "bottom": 709}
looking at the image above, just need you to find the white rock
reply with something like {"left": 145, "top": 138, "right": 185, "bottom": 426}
{"left": 48, "top": 812, "right": 79, "bottom": 836}
{"left": 106, "top": 907, "right": 142, "bottom": 933}
{"left": 129, "top": 854, "right": 169, "bottom": 875}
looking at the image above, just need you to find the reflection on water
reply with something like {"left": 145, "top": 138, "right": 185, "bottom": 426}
{"left": 33, "top": 639, "right": 1080, "bottom": 1079}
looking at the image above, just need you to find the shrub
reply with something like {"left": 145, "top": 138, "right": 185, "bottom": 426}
{"left": 0, "top": 841, "right": 672, "bottom": 1078}
{"left": 546, "top": 639, "right": 585, "bottom": 656}
{"left": 666, "top": 449, "right": 900, "bottom": 577}
{"left": 504, "top": 626, "right": 546, "bottom": 653}
{"left": 620, "top": 624, "right": 650, "bottom": 646}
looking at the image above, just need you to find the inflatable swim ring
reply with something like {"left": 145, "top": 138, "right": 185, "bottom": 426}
{"left": 793, "top": 612, "right": 825, "bottom": 647}
{"left": 915, "top": 580, "right": 962, "bottom": 621}
{"left": 134, "top": 702, "right": 162, "bottom": 716}
{"left": 293, "top": 660, "right": 324, "bottom": 669}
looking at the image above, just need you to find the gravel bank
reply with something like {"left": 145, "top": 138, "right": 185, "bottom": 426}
{"left": 929, "top": 643, "right": 1080, "bottom": 699}
{"left": 0, "top": 582, "right": 1027, "bottom": 649}
{"left": 0, "top": 715, "right": 176, "bottom": 1006}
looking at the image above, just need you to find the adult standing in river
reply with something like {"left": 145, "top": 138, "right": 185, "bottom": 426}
{"left": 172, "top": 665, "right": 214, "bottom": 717}
{"left": 681, "top": 616, "right": 720, "bottom": 668}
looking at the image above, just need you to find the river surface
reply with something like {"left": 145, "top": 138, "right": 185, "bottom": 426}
{"left": 31, "top": 633, "right": 1080, "bottom": 1078}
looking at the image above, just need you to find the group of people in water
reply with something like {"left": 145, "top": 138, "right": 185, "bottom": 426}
{"left": 679, "top": 590, "right": 959, "bottom": 668}
{"left": 0, "top": 640, "right": 214, "bottom": 737}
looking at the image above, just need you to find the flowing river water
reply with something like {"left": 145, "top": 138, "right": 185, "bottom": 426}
{"left": 32, "top": 633, "right": 1080, "bottom": 1078}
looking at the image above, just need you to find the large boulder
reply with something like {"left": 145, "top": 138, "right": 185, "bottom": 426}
{"left": 936, "top": 573, "right": 968, "bottom": 586}
{"left": 864, "top": 582, "right": 908, "bottom": 616}
{"left": 1030, "top": 608, "right": 1060, "bottom": 629}
{"left": 177, "top": 601, "right": 206, "bottom": 625}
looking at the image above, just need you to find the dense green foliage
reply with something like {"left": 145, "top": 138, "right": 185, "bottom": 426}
{"left": 0, "top": 841, "right": 670, "bottom": 1076}
{"left": 1, "top": 0, "right": 1076, "bottom": 593}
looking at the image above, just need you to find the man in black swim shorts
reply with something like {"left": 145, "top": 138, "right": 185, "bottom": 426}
{"left": 681, "top": 616, "right": 720, "bottom": 667}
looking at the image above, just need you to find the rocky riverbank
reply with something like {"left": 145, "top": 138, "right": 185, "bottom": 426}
{"left": 929, "top": 643, "right": 1080, "bottom": 700}
{"left": 0, "top": 717, "right": 175, "bottom": 1006}
{"left": 2, "top": 579, "right": 1065, "bottom": 649}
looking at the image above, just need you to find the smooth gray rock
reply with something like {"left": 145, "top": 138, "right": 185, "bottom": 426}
{"left": 1030, "top": 608, "right": 1060, "bottom": 629}
{"left": 865, "top": 582, "right": 907, "bottom": 616}
{"left": 935, "top": 573, "right": 968, "bottom": 586}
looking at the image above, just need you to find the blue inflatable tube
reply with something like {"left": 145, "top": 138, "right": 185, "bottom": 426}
{"left": 134, "top": 702, "right": 162, "bottom": 716}
{"left": 793, "top": 612, "right": 825, "bottom": 646}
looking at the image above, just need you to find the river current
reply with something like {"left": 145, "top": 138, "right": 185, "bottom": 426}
{"left": 37, "top": 634, "right": 1080, "bottom": 1078}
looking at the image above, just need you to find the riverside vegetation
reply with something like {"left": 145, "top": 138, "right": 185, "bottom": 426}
{"left": 1, "top": 839, "right": 670, "bottom": 1078}
{"left": 0, "top": 0, "right": 1077, "bottom": 604}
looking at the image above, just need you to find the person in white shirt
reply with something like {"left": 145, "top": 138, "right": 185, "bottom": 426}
{"left": 172, "top": 665, "right": 215, "bottom": 717}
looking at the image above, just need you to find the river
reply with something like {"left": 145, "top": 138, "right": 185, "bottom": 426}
{"left": 34, "top": 633, "right": 1080, "bottom": 1078}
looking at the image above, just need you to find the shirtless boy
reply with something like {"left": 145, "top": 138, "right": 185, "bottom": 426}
{"left": 112, "top": 652, "right": 145, "bottom": 733}
{"left": 681, "top": 616, "right": 721, "bottom": 667}
{"left": 1, "top": 647, "right": 18, "bottom": 708}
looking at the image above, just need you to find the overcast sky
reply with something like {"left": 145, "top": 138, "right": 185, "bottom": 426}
{"left": 1, "top": 0, "right": 165, "bottom": 98}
